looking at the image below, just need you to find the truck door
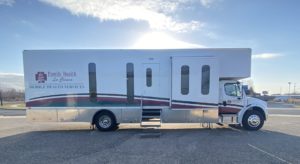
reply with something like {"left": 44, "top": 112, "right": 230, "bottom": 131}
{"left": 171, "top": 56, "right": 219, "bottom": 109}
{"left": 219, "top": 82, "right": 245, "bottom": 114}
{"left": 141, "top": 63, "right": 161, "bottom": 106}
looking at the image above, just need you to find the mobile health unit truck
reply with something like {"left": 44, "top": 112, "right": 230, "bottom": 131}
{"left": 23, "top": 49, "right": 267, "bottom": 131}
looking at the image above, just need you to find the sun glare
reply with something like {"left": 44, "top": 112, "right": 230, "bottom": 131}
{"left": 132, "top": 32, "right": 203, "bottom": 49}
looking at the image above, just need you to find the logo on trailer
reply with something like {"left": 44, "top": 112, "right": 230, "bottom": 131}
{"left": 35, "top": 72, "right": 47, "bottom": 83}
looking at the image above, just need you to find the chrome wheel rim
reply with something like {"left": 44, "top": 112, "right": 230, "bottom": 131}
{"left": 247, "top": 114, "right": 261, "bottom": 128}
{"left": 99, "top": 115, "right": 111, "bottom": 128}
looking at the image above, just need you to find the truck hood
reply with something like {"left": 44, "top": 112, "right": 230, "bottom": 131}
{"left": 247, "top": 97, "right": 267, "bottom": 109}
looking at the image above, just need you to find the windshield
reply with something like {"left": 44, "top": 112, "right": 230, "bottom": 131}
{"left": 224, "top": 83, "right": 241, "bottom": 97}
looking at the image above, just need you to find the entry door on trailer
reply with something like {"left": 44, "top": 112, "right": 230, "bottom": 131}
{"left": 171, "top": 56, "right": 219, "bottom": 109}
{"left": 141, "top": 63, "right": 161, "bottom": 106}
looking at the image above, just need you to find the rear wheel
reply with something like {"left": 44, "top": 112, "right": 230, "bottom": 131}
{"left": 94, "top": 111, "right": 117, "bottom": 131}
{"left": 242, "top": 110, "right": 264, "bottom": 131}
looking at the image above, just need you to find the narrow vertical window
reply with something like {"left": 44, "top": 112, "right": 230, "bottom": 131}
{"left": 88, "top": 63, "right": 97, "bottom": 100}
{"left": 181, "top": 65, "right": 189, "bottom": 95}
{"left": 126, "top": 63, "right": 134, "bottom": 103}
{"left": 146, "top": 68, "right": 152, "bottom": 87}
{"left": 201, "top": 65, "right": 210, "bottom": 95}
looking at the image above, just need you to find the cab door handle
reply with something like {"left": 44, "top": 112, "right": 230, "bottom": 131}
{"left": 222, "top": 101, "right": 227, "bottom": 106}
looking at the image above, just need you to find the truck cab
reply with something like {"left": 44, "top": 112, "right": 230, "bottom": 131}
{"left": 219, "top": 80, "right": 268, "bottom": 130}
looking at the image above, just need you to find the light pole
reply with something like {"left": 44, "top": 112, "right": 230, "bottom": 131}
{"left": 0, "top": 82, "right": 2, "bottom": 106}
{"left": 280, "top": 86, "right": 282, "bottom": 95}
{"left": 0, "top": 90, "right": 2, "bottom": 106}
{"left": 288, "top": 82, "right": 291, "bottom": 103}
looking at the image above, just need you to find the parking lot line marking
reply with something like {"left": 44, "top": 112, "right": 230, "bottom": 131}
{"left": 228, "top": 126, "right": 243, "bottom": 133}
{"left": 268, "top": 108, "right": 300, "bottom": 110}
{"left": 261, "top": 130, "right": 272, "bottom": 134}
{"left": 269, "top": 114, "right": 300, "bottom": 117}
{"left": 248, "top": 144, "right": 292, "bottom": 164}
{"left": 0, "top": 116, "right": 26, "bottom": 119}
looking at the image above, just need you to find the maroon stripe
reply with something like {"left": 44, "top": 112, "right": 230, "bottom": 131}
{"left": 26, "top": 96, "right": 218, "bottom": 109}
{"left": 97, "top": 97, "right": 128, "bottom": 103}
{"left": 26, "top": 96, "right": 169, "bottom": 107}
{"left": 142, "top": 99, "right": 169, "bottom": 106}
{"left": 26, "top": 97, "right": 91, "bottom": 106}
{"left": 171, "top": 104, "right": 213, "bottom": 109}
{"left": 218, "top": 107, "right": 241, "bottom": 114}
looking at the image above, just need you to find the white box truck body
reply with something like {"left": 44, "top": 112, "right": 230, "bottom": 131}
{"left": 23, "top": 49, "right": 267, "bottom": 131}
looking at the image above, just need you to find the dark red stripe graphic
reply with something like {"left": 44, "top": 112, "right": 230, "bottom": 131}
{"left": 26, "top": 96, "right": 170, "bottom": 107}
{"left": 218, "top": 107, "right": 241, "bottom": 114}
{"left": 171, "top": 104, "right": 212, "bottom": 109}
{"left": 26, "top": 96, "right": 220, "bottom": 108}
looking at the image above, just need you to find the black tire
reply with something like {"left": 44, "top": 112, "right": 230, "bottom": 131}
{"left": 242, "top": 110, "right": 264, "bottom": 131}
{"left": 94, "top": 111, "right": 117, "bottom": 131}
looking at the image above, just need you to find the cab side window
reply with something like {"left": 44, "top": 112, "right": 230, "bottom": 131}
{"left": 224, "top": 83, "right": 241, "bottom": 97}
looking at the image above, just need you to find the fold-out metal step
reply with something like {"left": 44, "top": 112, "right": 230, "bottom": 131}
{"left": 140, "top": 108, "right": 162, "bottom": 128}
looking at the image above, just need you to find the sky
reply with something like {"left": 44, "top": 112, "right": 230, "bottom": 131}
{"left": 0, "top": 0, "right": 299, "bottom": 94}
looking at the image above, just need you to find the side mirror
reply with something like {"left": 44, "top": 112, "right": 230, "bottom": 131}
{"left": 244, "top": 89, "right": 250, "bottom": 95}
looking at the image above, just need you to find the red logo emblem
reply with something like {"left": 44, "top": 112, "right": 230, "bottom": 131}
{"left": 35, "top": 72, "right": 47, "bottom": 83}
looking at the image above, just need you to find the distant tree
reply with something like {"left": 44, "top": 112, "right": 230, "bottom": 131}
{"left": 1, "top": 89, "right": 24, "bottom": 102}
{"left": 262, "top": 91, "right": 269, "bottom": 96}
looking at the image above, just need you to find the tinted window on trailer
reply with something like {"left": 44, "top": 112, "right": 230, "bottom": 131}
{"left": 88, "top": 63, "right": 97, "bottom": 100}
{"left": 146, "top": 68, "right": 152, "bottom": 87}
{"left": 126, "top": 63, "right": 134, "bottom": 103}
{"left": 201, "top": 65, "right": 210, "bottom": 95}
{"left": 181, "top": 65, "right": 189, "bottom": 95}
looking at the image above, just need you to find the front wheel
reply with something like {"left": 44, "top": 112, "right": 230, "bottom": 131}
{"left": 94, "top": 111, "right": 117, "bottom": 131}
{"left": 242, "top": 110, "right": 264, "bottom": 131}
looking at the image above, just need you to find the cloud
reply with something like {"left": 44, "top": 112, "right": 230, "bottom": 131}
{"left": 252, "top": 53, "right": 284, "bottom": 59}
{"left": 132, "top": 31, "right": 205, "bottom": 49}
{"left": 20, "top": 20, "right": 35, "bottom": 27}
{"left": 200, "top": 0, "right": 219, "bottom": 8}
{"left": 0, "top": 73, "right": 24, "bottom": 90}
{"left": 39, "top": 0, "right": 203, "bottom": 32}
{"left": 0, "top": 72, "right": 24, "bottom": 76}
{"left": 0, "top": 0, "right": 14, "bottom": 6}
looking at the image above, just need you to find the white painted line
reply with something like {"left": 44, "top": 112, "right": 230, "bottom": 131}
{"left": 228, "top": 126, "right": 243, "bottom": 133}
{"left": 248, "top": 144, "right": 291, "bottom": 164}
{"left": 269, "top": 114, "right": 300, "bottom": 117}
{"left": 268, "top": 108, "right": 300, "bottom": 110}
{"left": 0, "top": 115, "right": 26, "bottom": 119}
{"left": 261, "top": 130, "right": 272, "bottom": 134}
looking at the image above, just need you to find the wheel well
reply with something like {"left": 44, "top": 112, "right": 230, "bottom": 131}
{"left": 250, "top": 106, "right": 266, "bottom": 120}
{"left": 92, "top": 110, "right": 116, "bottom": 125}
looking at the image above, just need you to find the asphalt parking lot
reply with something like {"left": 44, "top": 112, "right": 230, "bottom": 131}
{"left": 0, "top": 109, "right": 300, "bottom": 164}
